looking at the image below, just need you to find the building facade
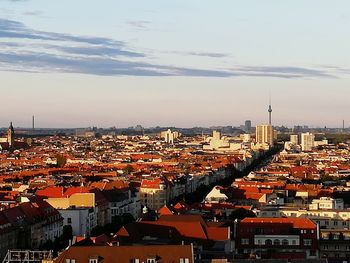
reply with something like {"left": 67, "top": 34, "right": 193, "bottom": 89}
{"left": 235, "top": 217, "right": 319, "bottom": 259}
{"left": 256, "top": 124, "right": 274, "bottom": 146}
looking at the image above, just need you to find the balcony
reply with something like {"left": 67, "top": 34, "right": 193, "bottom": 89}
{"left": 254, "top": 235, "right": 300, "bottom": 246}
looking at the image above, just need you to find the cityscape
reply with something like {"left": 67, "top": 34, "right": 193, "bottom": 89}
{"left": 1, "top": 1, "right": 350, "bottom": 263}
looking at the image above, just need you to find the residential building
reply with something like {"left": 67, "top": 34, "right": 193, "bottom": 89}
{"left": 54, "top": 245, "right": 194, "bottom": 263}
{"left": 45, "top": 193, "right": 97, "bottom": 236}
{"left": 256, "top": 124, "right": 274, "bottom": 146}
{"left": 290, "top": 134, "right": 298, "bottom": 145}
{"left": 309, "top": 197, "right": 344, "bottom": 210}
{"left": 301, "top": 132, "right": 315, "bottom": 151}
{"left": 140, "top": 177, "right": 169, "bottom": 210}
{"left": 235, "top": 217, "right": 319, "bottom": 259}
{"left": 319, "top": 229, "right": 350, "bottom": 261}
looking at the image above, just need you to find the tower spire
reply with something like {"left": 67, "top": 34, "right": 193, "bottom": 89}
{"left": 7, "top": 122, "right": 15, "bottom": 148}
{"left": 268, "top": 93, "right": 272, "bottom": 125}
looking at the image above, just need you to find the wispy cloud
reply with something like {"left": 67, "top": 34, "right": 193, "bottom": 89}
{"left": 22, "top": 10, "right": 44, "bottom": 17}
{"left": 127, "top": 20, "right": 151, "bottom": 31}
{"left": 183, "top": 51, "right": 229, "bottom": 58}
{"left": 230, "top": 66, "right": 337, "bottom": 79}
{"left": 0, "top": 18, "right": 345, "bottom": 78}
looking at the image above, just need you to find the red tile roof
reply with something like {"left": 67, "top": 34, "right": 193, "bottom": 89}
{"left": 240, "top": 217, "right": 316, "bottom": 229}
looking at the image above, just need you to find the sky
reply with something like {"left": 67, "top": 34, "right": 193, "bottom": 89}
{"left": 0, "top": 0, "right": 350, "bottom": 128}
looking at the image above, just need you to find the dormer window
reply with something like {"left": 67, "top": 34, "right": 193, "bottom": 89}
{"left": 89, "top": 258, "right": 98, "bottom": 263}
{"left": 147, "top": 259, "right": 156, "bottom": 263}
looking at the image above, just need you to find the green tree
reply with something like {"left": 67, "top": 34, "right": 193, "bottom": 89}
{"left": 123, "top": 165, "right": 134, "bottom": 174}
{"left": 56, "top": 154, "right": 67, "bottom": 168}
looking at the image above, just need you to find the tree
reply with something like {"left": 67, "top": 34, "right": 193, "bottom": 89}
{"left": 123, "top": 165, "right": 134, "bottom": 175}
{"left": 55, "top": 154, "right": 67, "bottom": 168}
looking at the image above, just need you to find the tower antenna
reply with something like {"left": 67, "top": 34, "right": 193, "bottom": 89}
{"left": 268, "top": 91, "right": 272, "bottom": 125}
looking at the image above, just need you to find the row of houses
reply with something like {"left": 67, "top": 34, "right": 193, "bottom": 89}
{"left": 0, "top": 197, "right": 62, "bottom": 260}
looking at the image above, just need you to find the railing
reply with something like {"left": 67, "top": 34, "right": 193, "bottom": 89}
{"left": 2, "top": 250, "right": 53, "bottom": 263}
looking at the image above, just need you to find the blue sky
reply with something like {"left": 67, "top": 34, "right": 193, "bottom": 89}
{"left": 0, "top": 0, "right": 349, "bottom": 128}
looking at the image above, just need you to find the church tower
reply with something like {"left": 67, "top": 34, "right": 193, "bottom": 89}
{"left": 7, "top": 122, "right": 14, "bottom": 148}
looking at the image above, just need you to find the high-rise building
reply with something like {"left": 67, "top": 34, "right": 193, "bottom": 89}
{"left": 160, "top": 129, "right": 180, "bottom": 144}
{"left": 244, "top": 120, "right": 252, "bottom": 132}
{"left": 290, "top": 134, "right": 298, "bottom": 145}
{"left": 256, "top": 124, "right": 274, "bottom": 146}
{"left": 212, "top": 130, "right": 221, "bottom": 140}
{"left": 301, "top": 132, "right": 315, "bottom": 151}
{"left": 7, "top": 122, "right": 14, "bottom": 148}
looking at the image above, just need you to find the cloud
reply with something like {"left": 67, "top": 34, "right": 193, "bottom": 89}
{"left": 0, "top": 18, "right": 344, "bottom": 78}
{"left": 231, "top": 66, "right": 336, "bottom": 78}
{"left": 22, "top": 10, "right": 44, "bottom": 16}
{"left": 185, "top": 51, "right": 229, "bottom": 58}
{"left": 127, "top": 20, "right": 151, "bottom": 31}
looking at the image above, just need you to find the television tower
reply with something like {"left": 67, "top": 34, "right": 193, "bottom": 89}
{"left": 268, "top": 94, "right": 272, "bottom": 125}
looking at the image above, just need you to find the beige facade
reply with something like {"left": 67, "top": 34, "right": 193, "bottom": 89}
{"left": 256, "top": 124, "right": 274, "bottom": 146}
{"left": 160, "top": 129, "right": 180, "bottom": 144}
{"left": 46, "top": 193, "right": 95, "bottom": 209}
{"left": 301, "top": 132, "right": 315, "bottom": 151}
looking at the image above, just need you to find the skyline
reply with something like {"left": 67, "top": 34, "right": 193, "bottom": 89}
{"left": 1, "top": 0, "right": 350, "bottom": 127}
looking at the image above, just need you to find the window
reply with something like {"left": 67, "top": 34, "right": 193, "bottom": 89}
{"left": 67, "top": 218, "right": 72, "bottom": 224}
{"left": 179, "top": 259, "right": 189, "bottom": 263}
{"left": 147, "top": 259, "right": 156, "bottom": 263}
{"left": 273, "top": 239, "right": 280, "bottom": 246}
{"left": 292, "top": 240, "right": 297, "bottom": 245}
{"left": 89, "top": 259, "right": 98, "bottom": 263}
{"left": 241, "top": 238, "right": 249, "bottom": 245}
{"left": 255, "top": 228, "right": 264, "bottom": 234}
{"left": 282, "top": 239, "right": 289, "bottom": 246}
{"left": 265, "top": 239, "right": 272, "bottom": 246}
{"left": 303, "top": 239, "right": 312, "bottom": 246}
{"left": 310, "top": 250, "right": 316, "bottom": 257}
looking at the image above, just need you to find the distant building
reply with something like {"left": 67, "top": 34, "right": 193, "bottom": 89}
{"left": 7, "top": 122, "right": 14, "bottom": 148}
{"left": 0, "top": 123, "right": 28, "bottom": 151}
{"left": 309, "top": 197, "right": 344, "bottom": 210}
{"left": 205, "top": 186, "right": 228, "bottom": 203}
{"left": 160, "top": 129, "right": 180, "bottom": 144}
{"left": 256, "top": 124, "right": 274, "bottom": 146}
{"left": 245, "top": 120, "right": 252, "bottom": 132}
{"left": 301, "top": 132, "right": 315, "bottom": 151}
{"left": 203, "top": 130, "right": 243, "bottom": 151}
{"left": 290, "top": 134, "right": 298, "bottom": 145}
